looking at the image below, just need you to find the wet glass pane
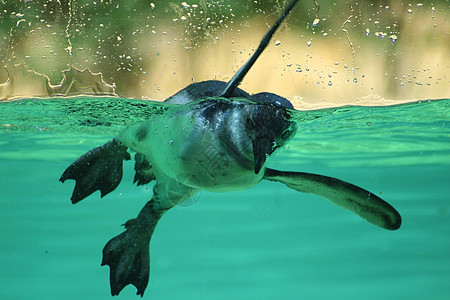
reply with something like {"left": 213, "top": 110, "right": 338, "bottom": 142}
{"left": 1, "top": 1, "right": 447, "bottom": 106}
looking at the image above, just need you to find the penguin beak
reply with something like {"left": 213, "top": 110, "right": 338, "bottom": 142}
{"left": 252, "top": 137, "right": 275, "bottom": 174}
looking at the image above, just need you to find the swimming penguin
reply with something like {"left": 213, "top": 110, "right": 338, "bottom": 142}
{"left": 60, "top": 0, "right": 401, "bottom": 296}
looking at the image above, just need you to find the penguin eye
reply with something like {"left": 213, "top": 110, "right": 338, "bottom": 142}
{"left": 281, "top": 128, "right": 292, "bottom": 139}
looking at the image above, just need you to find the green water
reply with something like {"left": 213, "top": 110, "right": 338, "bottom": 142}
{"left": 0, "top": 97, "right": 449, "bottom": 299}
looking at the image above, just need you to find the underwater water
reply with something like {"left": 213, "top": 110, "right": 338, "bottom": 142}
{"left": 0, "top": 97, "right": 449, "bottom": 300}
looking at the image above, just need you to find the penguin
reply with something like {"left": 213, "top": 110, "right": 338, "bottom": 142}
{"left": 60, "top": 0, "right": 401, "bottom": 296}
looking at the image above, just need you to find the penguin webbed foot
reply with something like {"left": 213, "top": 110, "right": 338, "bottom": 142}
{"left": 60, "top": 139, "right": 131, "bottom": 203}
{"left": 133, "top": 153, "right": 155, "bottom": 186}
{"left": 102, "top": 228, "right": 150, "bottom": 297}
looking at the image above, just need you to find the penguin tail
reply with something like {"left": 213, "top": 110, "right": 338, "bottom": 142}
{"left": 59, "top": 139, "right": 131, "bottom": 203}
{"left": 101, "top": 201, "right": 165, "bottom": 297}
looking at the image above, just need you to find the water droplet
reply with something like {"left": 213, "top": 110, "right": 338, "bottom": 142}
{"left": 416, "top": 3, "right": 423, "bottom": 7}
{"left": 328, "top": 81, "right": 332, "bottom": 86}
{"left": 15, "top": 19, "right": 26, "bottom": 27}
{"left": 181, "top": 2, "right": 190, "bottom": 9}
{"left": 322, "top": 33, "right": 328, "bottom": 37}
{"left": 274, "top": 40, "right": 281, "bottom": 46}
{"left": 169, "top": 140, "right": 174, "bottom": 146}
{"left": 306, "top": 40, "right": 312, "bottom": 47}
{"left": 365, "top": 28, "right": 370, "bottom": 36}
{"left": 353, "top": 78, "right": 358, "bottom": 84}
{"left": 375, "top": 32, "right": 387, "bottom": 38}
{"left": 312, "top": 18, "right": 320, "bottom": 27}
{"left": 407, "top": 8, "right": 412, "bottom": 15}
{"left": 150, "top": 3, "right": 155, "bottom": 9}
{"left": 389, "top": 35, "right": 398, "bottom": 43}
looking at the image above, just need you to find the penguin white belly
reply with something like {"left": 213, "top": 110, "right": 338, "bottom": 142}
{"left": 120, "top": 113, "right": 263, "bottom": 192}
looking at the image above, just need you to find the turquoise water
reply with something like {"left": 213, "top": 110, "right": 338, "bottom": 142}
{"left": 1, "top": 97, "right": 449, "bottom": 299}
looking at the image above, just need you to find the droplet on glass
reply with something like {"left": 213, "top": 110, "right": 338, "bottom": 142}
{"left": 312, "top": 18, "right": 320, "bottom": 27}
{"left": 306, "top": 40, "right": 312, "bottom": 47}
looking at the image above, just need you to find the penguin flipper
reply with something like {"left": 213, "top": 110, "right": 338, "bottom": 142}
{"left": 101, "top": 201, "right": 165, "bottom": 297}
{"left": 60, "top": 139, "right": 131, "bottom": 203}
{"left": 263, "top": 168, "right": 401, "bottom": 230}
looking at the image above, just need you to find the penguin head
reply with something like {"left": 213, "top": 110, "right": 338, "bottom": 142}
{"left": 245, "top": 93, "right": 297, "bottom": 174}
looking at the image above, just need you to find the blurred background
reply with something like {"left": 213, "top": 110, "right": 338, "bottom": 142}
{"left": 0, "top": 0, "right": 448, "bottom": 108}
